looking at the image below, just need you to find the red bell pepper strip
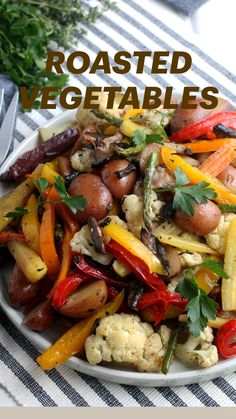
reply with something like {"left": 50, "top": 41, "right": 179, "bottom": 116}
{"left": 136, "top": 291, "right": 188, "bottom": 326}
{"left": 137, "top": 291, "right": 188, "bottom": 311}
{"left": 107, "top": 285, "right": 119, "bottom": 300}
{"left": 170, "top": 112, "right": 236, "bottom": 143}
{"left": 215, "top": 319, "right": 236, "bottom": 358}
{"left": 106, "top": 240, "right": 166, "bottom": 292}
{"left": 0, "top": 231, "right": 25, "bottom": 243}
{"left": 73, "top": 253, "right": 129, "bottom": 288}
{"left": 52, "top": 272, "right": 90, "bottom": 308}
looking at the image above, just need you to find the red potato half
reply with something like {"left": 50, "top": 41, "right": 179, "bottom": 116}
{"left": 8, "top": 264, "right": 40, "bottom": 308}
{"left": 101, "top": 159, "right": 137, "bottom": 199}
{"left": 174, "top": 200, "right": 221, "bottom": 236}
{"left": 58, "top": 279, "right": 108, "bottom": 318}
{"left": 68, "top": 174, "right": 113, "bottom": 224}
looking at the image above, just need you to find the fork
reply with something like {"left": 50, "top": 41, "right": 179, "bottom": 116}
{"left": 0, "top": 88, "right": 19, "bottom": 167}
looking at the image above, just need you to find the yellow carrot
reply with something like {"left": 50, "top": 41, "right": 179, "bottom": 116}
{"left": 153, "top": 231, "right": 218, "bottom": 255}
{"left": 22, "top": 194, "right": 41, "bottom": 255}
{"left": 199, "top": 143, "right": 236, "bottom": 177}
{"left": 222, "top": 218, "right": 236, "bottom": 310}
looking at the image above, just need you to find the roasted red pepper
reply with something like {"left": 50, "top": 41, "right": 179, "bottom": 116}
{"left": 137, "top": 290, "right": 188, "bottom": 325}
{"left": 52, "top": 272, "right": 90, "bottom": 308}
{"left": 215, "top": 319, "right": 236, "bottom": 358}
{"left": 170, "top": 112, "right": 236, "bottom": 143}
{"left": 73, "top": 253, "right": 129, "bottom": 288}
{"left": 106, "top": 240, "right": 166, "bottom": 292}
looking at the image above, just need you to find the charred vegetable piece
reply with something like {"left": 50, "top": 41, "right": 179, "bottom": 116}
{"left": 141, "top": 227, "right": 170, "bottom": 275}
{"left": 213, "top": 124, "right": 236, "bottom": 138}
{"left": 2, "top": 127, "right": 79, "bottom": 182}
{"left": 128, "top": 282, "right": 145, "bottom": 311}
{"left": 87, "top": 215, "right": 106, "bottom": 255}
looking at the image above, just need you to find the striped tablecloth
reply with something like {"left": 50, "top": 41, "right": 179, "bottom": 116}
{"left": 1, "top": 0, "right": 236, "bottom": 407}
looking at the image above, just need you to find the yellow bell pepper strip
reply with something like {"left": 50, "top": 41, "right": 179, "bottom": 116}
{"left": 198, "top": 143, "right": 236, "bottom": 177}
{"left": 195, "top": 267, "right": 220, "bottom": 294}
{"left": 7, "top": 240, "right": 47, "bottom": 283}
{"left": 120, "top": 119, "right": 149, "bottom": 137}
{"left": 161, "top": 145, "right": 236, "bottom": 204}
{"left": 41, "top": 163, "right": 61, "bottom": 185}
{"left": 123, "top": 108, "right": 143, "bottom": 120}
{"left": 47, "top": 224, "right": 74, "bottom": 299}
{"left": 154, "top": 230, "right": 218, "bottom": 255}
{"left": 102, "top": 223, "right": 164, "bottom": 274}
{"left": 40, "top": 188, "right": 60, "bottom": 279}
{"left": 37, "top": 289, "right": 124, "bottom": 370}
{"left": 222, "top": 218, "right": 236, "bottom": 310}
{"left": 183, "top": 138, "right": 236, "bottom": 154}
{"left": 22, "top": 194, "right": 41, "bottom": 255}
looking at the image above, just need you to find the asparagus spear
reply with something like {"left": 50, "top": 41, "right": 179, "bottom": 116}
{"left": 161, "top": 324, "right": 184, "bottom": 375}
{"left": 144, "top": 152, "right": 158, "bottom": 230}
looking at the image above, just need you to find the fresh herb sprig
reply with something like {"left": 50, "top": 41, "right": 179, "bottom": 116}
{"left": 0, "top": 0, "right": 114, "bottom": 108}
{"left": 176, "top": 275, "right": 218, "bottom": 336}
{"left": 5, "top": 176, "right": 87, "bottom": 218}
{"left": 201, "top": 257, "right": 229, "bottom": 279}
{"left": 157, "top": 167, "right": 217, "bottom": 216}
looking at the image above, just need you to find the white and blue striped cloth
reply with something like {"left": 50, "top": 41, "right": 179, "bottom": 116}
{"left": 1, "top": 0, "right": 236, "bottom": 407}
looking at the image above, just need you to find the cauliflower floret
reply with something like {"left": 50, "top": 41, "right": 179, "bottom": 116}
{"left": 205, "top": 213, "right": 236, "bottom": 254}
{"left": 70, "top": 225, "right": 113, "bottom": 265}
{"left": 122, "top": 194, "right": 164, "bottom": 238}
{"left": 85, "top": 314, "right": 171, "bottom": 372}
{"left": 180, "top": 252, "right": 204, "bottom": 267}
{"left": 71, "top": 149, "right": 93, "bottom": 173}
{"left": 175, "top": 326, "right": 218, "bottom": 368}
{"left": 122, "top": 194, "right": 144, "bottom": 238}
{"left": 154, "top": 220, "right": 182, "bottom": 237}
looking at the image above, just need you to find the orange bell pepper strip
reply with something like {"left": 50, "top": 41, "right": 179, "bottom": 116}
{"left": 199, "top": 143, "right": 236, "bottom": 177}
{"left": 40, "top": 188, "right": 60, "bottom": 279}
{"left": 37, "top": 289, "right": 125, "bottom": 370}
{"left": 183, "top": 138, "right": 236, "bottom": 153}
{"left": 161, "top": 145, "right": 236, "bottom": 204}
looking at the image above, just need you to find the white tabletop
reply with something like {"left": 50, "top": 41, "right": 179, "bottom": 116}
{"left": 0, "top": 0, "right": 235, "bottom": 406}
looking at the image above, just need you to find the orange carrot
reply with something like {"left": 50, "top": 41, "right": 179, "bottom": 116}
{"left": 47, "top": 224, "right": 73, "bottom": 299}
{"left": 199, "top": 143, "right": 236, "bottom": 177}
{"left": 184, "top": 138, "right": 236, "bottom": 153}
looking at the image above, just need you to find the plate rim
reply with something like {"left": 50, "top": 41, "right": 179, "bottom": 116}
{"left": 1, "top": 109, "right": 236, "bottom": 387}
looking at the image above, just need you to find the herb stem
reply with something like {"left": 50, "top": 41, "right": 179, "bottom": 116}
{"left": 161, "top": 324, "right": 184, "bottom": 375}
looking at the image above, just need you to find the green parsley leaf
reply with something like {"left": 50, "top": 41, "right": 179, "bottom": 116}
{"left": 63, "top": 196, "right": 87, "bottom": 214}
{"left": 54, "top": 176, "right": 68, "bottom": 200}
{"left": 172, "top": 168, "right": 217, "bottom": 216}
{"left": 202, "top": 258, "right": 229, "bottom": 279}
{"left": 54, "top": 176, "right": 87, "bottom": 213}
{"left": 176, "top": 277, "right": 217, "bottom": 336}
{"left": 174, "top": 167, "right": 189, "bottom": 187}
{"left": 33, "top": 178, "right": 50, "bottom": 193}
{"left": 5, "top": 207, "right": 29, "bottom": 218}
{"left": 145, "top": 133, "right": 165, "bottom": 145}
{"left": 132, "top": 130, "right": 146, "bottom": 146}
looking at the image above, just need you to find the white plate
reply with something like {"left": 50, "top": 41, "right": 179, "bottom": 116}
{"left": 1, "top": 109, "right": 236, "bottom": 387}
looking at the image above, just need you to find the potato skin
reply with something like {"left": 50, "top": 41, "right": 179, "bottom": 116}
{"left": 139, "top": 143, "right": 161, "bottom": 172}
{"left": 59, "top": 279, "right": 108, "bottom": 318}
{"left": 218, "top": 166, "right": 236, "bottom": 194}
{"left": 101, "top": 159, "right": 137, "bottom": 199}
{"left": 8, "top": 264, "right": 40, "bottom": 308}
{"left": 24, "top": 300, "right": 55, "bottom": 331}
{"left": 68, "top": 174, "right": 113, "bottom": 224}
{"left": 174, "top": 200, "right": 221, "bottom": 236}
